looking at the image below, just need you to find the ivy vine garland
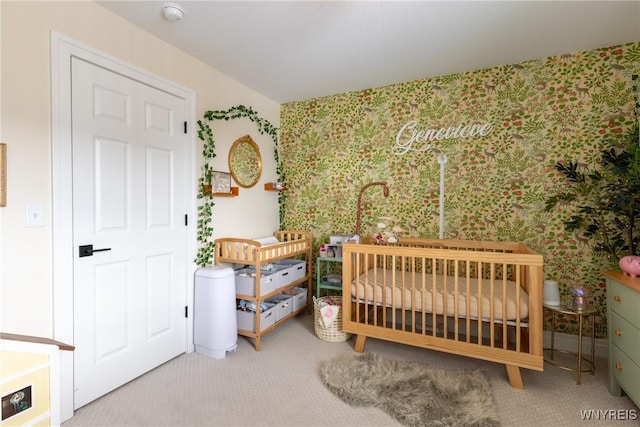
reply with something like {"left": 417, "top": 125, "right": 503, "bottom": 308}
{"left": 195, "top": 105, "right": 285, "bottom": 267}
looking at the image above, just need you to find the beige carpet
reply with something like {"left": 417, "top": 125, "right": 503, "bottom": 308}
{"left": 63, "top": 313, "right": 638, "bottom": 427}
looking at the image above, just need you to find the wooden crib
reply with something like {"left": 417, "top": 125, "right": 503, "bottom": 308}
{"left": 341, "top": 238, "right": 544, "bottom": 389}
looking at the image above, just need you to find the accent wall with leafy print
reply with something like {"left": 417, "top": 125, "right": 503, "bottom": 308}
{"left": 279, "top": 41, "right": 640, "bottom": 338}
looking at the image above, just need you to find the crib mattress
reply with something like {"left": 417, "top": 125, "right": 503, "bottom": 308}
{"left": 351, "top": 268, "right": 529, "bottom": 321}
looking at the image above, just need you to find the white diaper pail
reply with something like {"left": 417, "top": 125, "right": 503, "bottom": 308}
{"left": 194, "top": 266, "right": 237, "bottom": 359}
{"left": 543, "top": 280, "right": 560, "bottom": 306}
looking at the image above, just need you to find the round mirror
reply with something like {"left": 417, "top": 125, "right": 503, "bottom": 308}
{"left": 228, "top": 135, "right": 262, "bottom": 188}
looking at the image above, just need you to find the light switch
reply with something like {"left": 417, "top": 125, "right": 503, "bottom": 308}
{"left": 26, "top": 203, "right": 44, "bottom": 227}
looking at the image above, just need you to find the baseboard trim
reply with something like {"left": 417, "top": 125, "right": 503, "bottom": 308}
{"left": 543, "top": 331, "right": 608, "bottom": 359}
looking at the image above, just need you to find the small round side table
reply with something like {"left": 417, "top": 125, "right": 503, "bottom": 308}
{"left": 543, "top": 303, "right": 597, "bottom": 385}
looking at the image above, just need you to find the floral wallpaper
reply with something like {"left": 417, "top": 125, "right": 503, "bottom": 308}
{"left": 279, "top": 42, "right": 640, "bottom": 338}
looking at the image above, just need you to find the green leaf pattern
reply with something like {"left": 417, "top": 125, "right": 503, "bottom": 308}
{"left": 279, "top": 42, "right": 640, "bottom": 338}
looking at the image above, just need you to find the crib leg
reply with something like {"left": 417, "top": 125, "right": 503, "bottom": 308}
{"left": 354, "top": 335, "right": 367, "bottom": 352}
{"left": 505, "top": 365, "right": 524, "bottom": 389}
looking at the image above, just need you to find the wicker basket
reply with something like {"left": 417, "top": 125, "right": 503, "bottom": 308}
{"left": 313, "top": 296, "right": 352, "bottom": 342}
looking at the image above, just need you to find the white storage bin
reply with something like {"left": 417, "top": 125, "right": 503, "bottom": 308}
{"left": 274, "top": 259, "right": 307, "bottom": 284}
{"left": 235, "top": 268, "right": 277, "bottom": 297}
{"left": 283, "top": 287, "right": 308, "bottom": 312}
{"left": 237, "top": 303, "right": 276, "bottom": 332}
{"left": 276, "top": 267, "right": 294, "bottom": 288}
{"left": 266, "top": 294, "right": 294, "bottom": 322}
{"left": 249, "top": 264, "right": 286, "bottom": 288}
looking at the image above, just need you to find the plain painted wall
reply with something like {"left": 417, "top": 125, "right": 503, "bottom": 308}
{"left": 0, "top": 1, "right": 281, "bottom": 338}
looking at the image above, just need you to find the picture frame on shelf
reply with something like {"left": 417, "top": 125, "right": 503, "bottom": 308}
{"left": 211, "top": 170, "right": 232, "bottom": 194}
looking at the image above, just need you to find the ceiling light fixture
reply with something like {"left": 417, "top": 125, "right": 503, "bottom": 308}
{"left": 162, "top": 2, "right": 184, "bottom": 22}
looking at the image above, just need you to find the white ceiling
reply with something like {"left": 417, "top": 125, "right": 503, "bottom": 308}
{"left": 96, "top": 1, "right": 640, "bottom": 103}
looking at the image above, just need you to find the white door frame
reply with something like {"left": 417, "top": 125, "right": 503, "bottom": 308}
{"left": 50, "top": 32, "right": 197, "bottom": 421}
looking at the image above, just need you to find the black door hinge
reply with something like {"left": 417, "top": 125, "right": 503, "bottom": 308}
{"left": 185, "top": 306, "right": 188, "bottom": 318}
{"left": 184, "top": 214, "right": 188, "bottom": 226}
{"left": 184, "top": 121, "right": 187, "bottom": 134}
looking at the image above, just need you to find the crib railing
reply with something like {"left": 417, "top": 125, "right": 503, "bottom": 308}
{"left": 342, "top": 239, "right": 544, "bottom": 374}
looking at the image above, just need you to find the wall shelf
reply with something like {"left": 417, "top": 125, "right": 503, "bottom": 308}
{"left": 213, "top": 187, "right": 239, "bottom": 197}
{"left": 202, "top": 184, "right": 239, "bottom": 197}
{"left": 264, "top": 183, "right": 285, "bottom": 191}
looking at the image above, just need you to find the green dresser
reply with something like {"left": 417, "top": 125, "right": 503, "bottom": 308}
{"left": 604, "top": 271, "right": 640, "bottom": 408}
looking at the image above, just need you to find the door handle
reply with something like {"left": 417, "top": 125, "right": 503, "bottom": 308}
{"left": 79, "top": 244, "right": 112, "bottom": 258}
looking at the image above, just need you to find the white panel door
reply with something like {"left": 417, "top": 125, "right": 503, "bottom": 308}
{"left": 71, "top": 57, "right": 187, "bottom": 409}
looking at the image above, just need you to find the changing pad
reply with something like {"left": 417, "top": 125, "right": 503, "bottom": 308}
{"left": 252, "top": 236, "right": 280, "bottom": 246}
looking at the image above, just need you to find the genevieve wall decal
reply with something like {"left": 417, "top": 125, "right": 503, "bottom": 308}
{"left": 393, "top": 120, "right": 494, "bottom": 155}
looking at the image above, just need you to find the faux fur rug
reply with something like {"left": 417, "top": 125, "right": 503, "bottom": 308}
{"left": 318, "top": 352, "right": 500, "bottom": 427}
